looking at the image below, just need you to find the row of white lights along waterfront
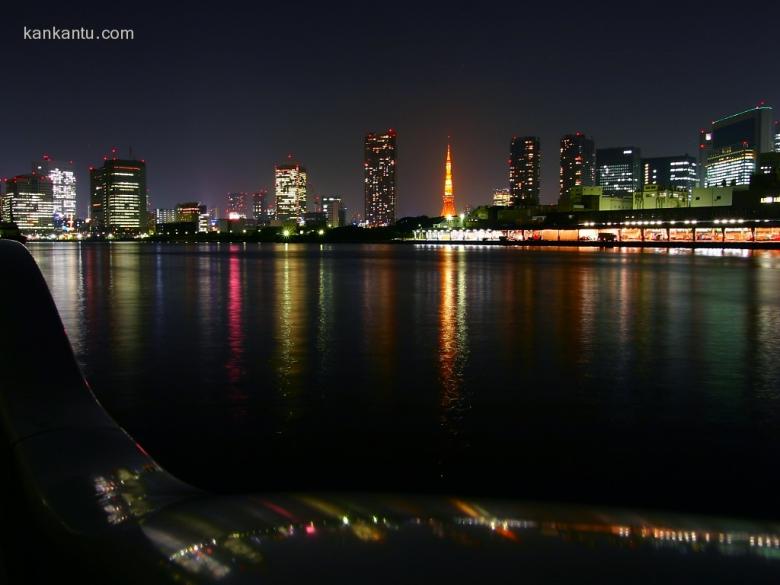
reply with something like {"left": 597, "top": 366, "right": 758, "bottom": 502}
{"left": 414, "top": 219, "right": 780, "bottom": 242}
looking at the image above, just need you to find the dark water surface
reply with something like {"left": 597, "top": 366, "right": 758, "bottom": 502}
{"left": 29, "top": 243, "right": 780, "bottom": 517}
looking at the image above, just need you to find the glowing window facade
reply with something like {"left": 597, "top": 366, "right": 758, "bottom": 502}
{"left": 1, "top": 174, "right": 54, "bottom": 233}
{"left": 596, "top": 147, "right": 641, "bottom": 197}
{"left": 275, "top": 162, "right": 307, "bottom": 222}
{"left": 34, "top": 157, "right": 77, "bottom": 226}
{"left": 364, "top": 130, "right": 397, "bottom": 227}
{"left": 705, "top": 147, "right": 756, "bottom": 187}
{"left": 90, "top": 159, "right": 147, "bottom": 232}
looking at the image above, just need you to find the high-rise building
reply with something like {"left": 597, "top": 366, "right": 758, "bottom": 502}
{"left": 33, "top": 155, "right": 77, "bottom": 227}
{"left": 559, "top": 133, "right": 595, "bottom": 199}
{"left": 441, "top": 143, "right": 456, "bottom": 217}
{"left": 1, "top": 173, "right": 54, "bottom": 233}
{"left": 90, "top": 158, "right": 147, "bottom": 233}
{"left": 364, "top": 130, "right": 397, "bottom": 227}
{"left": 252, "top": 190, "right": 268, "bottom": 222}
{"left": 275, "top": 158, "right": 307, "bottom": 222}
{"left": 155, "top": 208, "right": 176, "bottom": 224}
{"left": 492, "top": 188, "right": 511, "bottom": 207}
{"left": 705, "top": 148, "right": 756, "bottom": 187}
{"left": 227, "top": 192, "right": 249, "bottom": 219}
{"left": 509, "top": 136, "right": 540, "bottom": 207}
{"left": 758, "top": 152, "right": 780, "bottom": 177}
{"left": 176, "top": 201, "right": 204, "bottom": 223}
{"left": 698, "top": 129, "right": 713, "bottom": 187}
{"left": 774, "top": 121, "right": 780, "bottom": 152}
{"left": 596, "top": 147, "right": 641, "bottom": 197}
{"left": 704, "top": 105, "right": 774, "bottom": 187}
{"left": 321, "top": 196, "right": 345, "bottom": 227}
{"left": 642, "top": 155, "right": 697, "bottom": 194}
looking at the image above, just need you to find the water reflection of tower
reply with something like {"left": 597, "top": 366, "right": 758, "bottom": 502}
{"left": 439, "top": 247, "right": 469, "bottom": 436}
{"left": 225, "top": 245, "right": 245, "bottom": 389}
{"left": 273, "top": 248, "right": 306, "bottom": 425}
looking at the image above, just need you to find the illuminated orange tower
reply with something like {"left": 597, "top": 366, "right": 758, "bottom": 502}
{"left": 441, "top": 142, "right": 456, "bottom": 217}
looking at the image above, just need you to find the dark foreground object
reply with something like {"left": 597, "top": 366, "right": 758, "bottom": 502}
{"left": 1, "top": 240, "right": 779, "bottom": 583}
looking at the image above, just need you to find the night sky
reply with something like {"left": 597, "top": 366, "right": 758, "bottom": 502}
{"left": 2, "top": 3, "right": 779, "bottom": 218}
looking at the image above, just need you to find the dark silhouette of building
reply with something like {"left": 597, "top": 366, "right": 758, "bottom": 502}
{"left": 509, "top": 136, "right": 540, "bottom": 207}
{"left": 560, "top": 133, "right": 595, "bottom": 199}
{"left": 642, "top": 155, "right": 697, "bottom": 194}
{"left": 596, "top": 147, "right": 641, "bottom": 197}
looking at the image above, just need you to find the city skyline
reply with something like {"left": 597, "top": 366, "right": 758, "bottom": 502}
{"left": 3, "top": 101, "right": 779, "bottom": 231}
{"left": 2, "top": 4, "right": 779, "bottom": 219}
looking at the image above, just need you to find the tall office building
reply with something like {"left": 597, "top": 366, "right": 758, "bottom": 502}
{"left": 774, "top": 121, "right": 780, "bottom": 152}
{"left": 33, "top": 155, "right": 77, "bottom": 227}
{"left": 559, "top": 133, "right": 596, "bottom": 199}
{"left": 492, "top": 188, "right": 511, "bottom": 207}
{"left": 758, "top": 152, "right": 780, "bottom": 177}
{"left": 1, "top": 173, "right": 54, "bottom": 233}
{"left": 227, "top": 192, "right": 249, "bottom": 219}
{"left": 704, "top": 105, "right": 774, "bottom": 187}
{"left": 364, "top": 130, "right": 397, "bottom": 227}
{"left": 176, "top": 202, "right": 204, "bottom": 223}
{"left": 89, "top": 158, "right": 147, "bottom": 233}
{"left": 698, "top": 129, "right": 713, "bottom": 187}
{"left": 252, "top": 190, "right": 268, "bottom": 222}
{"left": 275, "top": 158, "right": 307, "bottom": 222}
{"left": 642, "top": 155, "right": 697, "bottom": 194}
{"left": 321, "top": 196, "right": 345, "bottom": 227}
{"left": 441, "top": 143, "right": 456, "bottom": 217}
{"left": 596, "top": 147, "right": 641, "bottom": 197}
{"left": 705, "top": 149, "right": 756, "bottom": 188}
{"left": 155, "top": 208, "right": 177, "bottom": 224}
{"left": 509, "top": 136, "right": 540, "bottom": 207}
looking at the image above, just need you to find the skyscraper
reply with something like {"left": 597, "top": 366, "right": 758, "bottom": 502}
{"left": 275, "top": 158, "right": 307, "bottom": 222}
{"left": 155, "top": 208, "right": 176, "bottom": 224}
{"left": 252, "top": 190, "right": 268, "bottom": 222}
{"left": 509, "top": 136, "right": 540, "bottom": 207}
{"left": 774, "top": 121, "right": 780, "bottom": 152}
{"left": 90, "top": 158, "right": 147, "bottom": 233}
{"left": 704, "top": 105, "right": 774, "bottom": 187}
{"left": 492, "top": 188, "right": 511, "bottom": 207}
{"left": 596, "top": 147, "right": 641, "bottom": 197}
{"left": 227, "top": 192, "right": 249, "bottom": 219}
{"left": 441, "top": 143, "right": 456, "bottom": 217}
{"left": 705, "top": 149, "right": 756, "bottom": 188}
{"left": 321, "top": 196, "right": 345, "bottom": 227}
{"left": 559, "top": 133, "right": 596, "bottom": 199}
{"left": 1, "top": 173, "right": 54, "bottom": 233}
{"left": 698, "top": 129, "right": 713, "bottom": 187}
{"left": 642, "top": 155, "right": 697, "bottom": 194}
{"left": 364, "top": 130, "right": 397, "bottom": 227}
{"left": 33, "top": 155, "right": 77, "bottom": 227}
{"left": 175, "top": 201, "right": 204, "bottom": 223}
